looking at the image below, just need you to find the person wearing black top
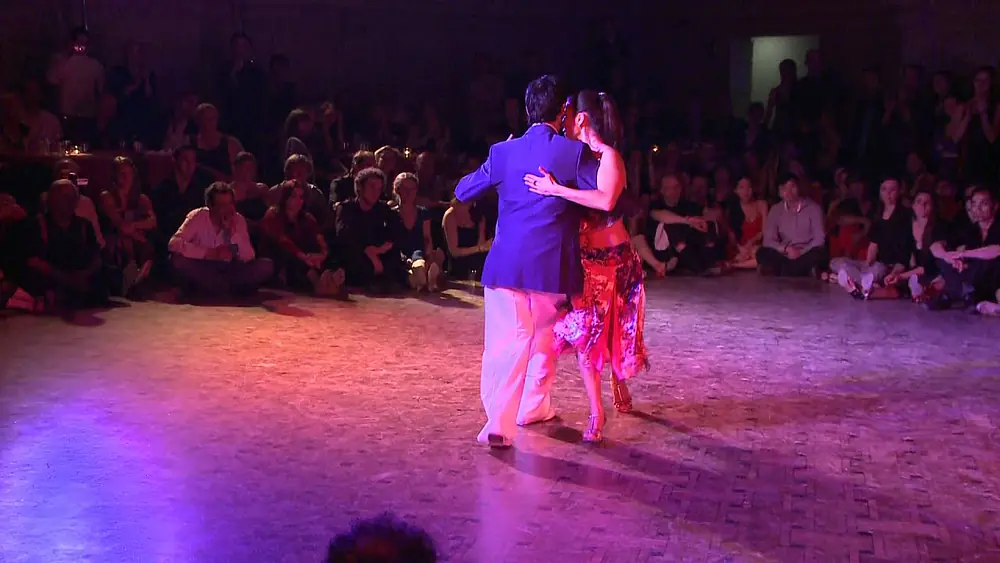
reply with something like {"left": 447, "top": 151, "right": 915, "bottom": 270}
{"left": 880, "top": 190, "right": 949, "bottom": 300}
{"left": 926, "top": 187, "right": 1000, "bottom": 310}
{"left": 831, "top": 179, "right": 910, "bottom": 298}
{"left": 335, "top": 167, "right": 407, "bottom": 293}
{"left": 646, "top": 174, "right": 723, "bottom": 275}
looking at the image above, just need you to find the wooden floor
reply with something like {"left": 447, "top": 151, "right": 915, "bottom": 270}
{"left": 1, "top": 276, "right": 999, "bottom": 562}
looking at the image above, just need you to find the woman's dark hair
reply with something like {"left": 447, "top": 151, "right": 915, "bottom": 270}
{"left": 325, "top": 513, "right": 437, "bottom": 563}
{"left": 275, "top": 179, "right": 307, "bottom": 219}
{"left": 283, "top": 108, "right": 311, "bottom": 140}
{"left": 911, "top": 189, "right": 939, "bottom": 250}
{"left": 283, "top": 153, "right": 314, "bottom": 179}
{"left": 565, "top": 90, "right": 624, "bottom": 149}
{"left": 525, "top": 74, "right": 565, "bottom": 125}
{"left": 726, "top": 176, "right": 755, "bottom": 241}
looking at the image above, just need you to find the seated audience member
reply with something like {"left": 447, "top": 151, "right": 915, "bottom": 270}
{"left": 330, "top": 150, "right": 376, "bottom": 206}
{"left": 727, "top": 176, "right": 769, "bottom": 269}
{"left": 19, "top": 180, "right": 108, "bottom": 310}
{"left": 392, "top": 172, "right": 445, "bottom": 291}
{"left": 883, "top": 190, "right": 948, "bottom": 302}
{"left": 935, "top": 179, "right": 961, "bottom": 222}
{"left": 925, "top": 186, "right": 1000, "bottom": 311}
{"left": 0, "top": 193, "right": 27, "bottom": 307}
{"left": 260, "top": 180, "right": 345, "bottom": 296}
{"left": 51, "top": 158, "right": 105, "bottom": 249}
{"left": 757, "top": 173, "right": 827, "bottom": 277}
{"left": 374, "top": 145, "right": 403, "bottom": 196}
{"left": 414, "top": 151, "right": 450, "bottom": 209}
{"left": 335, "top": 167, "right": 407, "bottom": 293}
{"left": 646, "top": 174, "right": 720, "bottom": 275}
{"left": 151, "top": 146, "right": 212, "bottom": 264}
{"left": 325, "top": 513, "right": 437, "bottom": 563}
{"left": 230, "top": 151, "right": 268, "bottom": 224}
{"left": 188, "top": 103, "right": 242, "bottom": 180}
{"left": 830, "top": 178, "right": 910, "bottom": 299}
{"left": 98, "top": 156, "right": 156, "bottom": 294}
{"left": 161, "top": 92, "right": 198, "bottom": 151}
{"left": 270, "top": 153, "right": 330, "bottom": 229}
{"left": 168, "top": 182, "right": 273, "bottom": 297}
{"left": 826, "top": 175, "right": 872, "bottom": 263}
{"left": 442, "top": 197, "right": 490, "bottom": 280}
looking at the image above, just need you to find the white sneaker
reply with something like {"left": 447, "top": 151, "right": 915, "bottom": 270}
{"left": 427, "top": 262, "right": 441, "bottom": 292}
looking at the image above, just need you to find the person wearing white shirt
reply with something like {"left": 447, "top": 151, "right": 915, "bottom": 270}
{"left": 168, "top": 182, "right": 272, "bottom": 296}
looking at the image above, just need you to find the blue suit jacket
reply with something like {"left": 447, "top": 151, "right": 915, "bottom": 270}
{"left": 454, "top": 124, "right": 599, "bottom": 295}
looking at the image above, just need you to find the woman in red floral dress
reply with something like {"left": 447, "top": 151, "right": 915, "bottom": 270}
{"left": 524, "top": 91, "right": 649, "bottom": 443}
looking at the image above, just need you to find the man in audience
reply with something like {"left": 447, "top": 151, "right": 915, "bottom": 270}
{"left": 168, "top": 182, "right": 273, "bottom": 298}
{"left": 20, "top": 180, "right": 108, "bottom": 310}
{"left": 46, "top": 27, "right": 103, "bottom": 141}
{"left": 335, "top": 167, "right": 406, "bottom": 293}
{"left": 757, "top": 173, "right": 827, "bottom": 276}
{"left": 926, "top": 187, "right": 1000, "bottom": 311}
{"left": 330, "top": 150, "right": 376, "bottom": 205}
{"left": 647, "top": 174, "right": 721, "bottom": 275}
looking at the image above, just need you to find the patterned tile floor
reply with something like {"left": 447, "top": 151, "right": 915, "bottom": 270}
{"left": 1, "top": 276, "right": 1000, "bottom": 563}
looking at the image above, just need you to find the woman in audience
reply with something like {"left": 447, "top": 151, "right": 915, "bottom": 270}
{"left": 260, "top": 180, "right": 344, "bottom": 296}
{"left": 162, "top": 92, "right": 198, "bottom": 151}
{"left": 727, "top": 176, "right": 769, "bottom": 269}
{"left": 188, "top": 103, "right": 242, "bottom": 180}
{"left": 826, "top": 175, "right": 871, "bottom": 266}
{"left": 391, "top": 172, "right": 445, "bottom": 291}
{"left": 442, "top": 198, "right": 489, "bottom": 280}
{"left": 98, "top": 156, "right": 157, "bottom": 294}
{"left": 951, "top": 66, "right": 1000, "bottom": 185}
{"left": 830, "top": 178, "right": 909, "bottom": 299}
{"left": 230, "top": 151, "right": 268, "bottom": 226}
{"left": 881, "top": 190, "right": 948, "bottom": 302}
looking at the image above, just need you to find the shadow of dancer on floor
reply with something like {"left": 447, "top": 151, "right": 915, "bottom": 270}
{"left": 492, "top": 415, "right": 996, "bottom": 561}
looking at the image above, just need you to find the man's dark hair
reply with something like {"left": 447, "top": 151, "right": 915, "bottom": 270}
{"left": 352, "top": 150, "right": 376, "bottom": 173}
{"left": 325, "top": 513, "right": 436, "bottom": 563}
{"left": 776, "top": 172, "right": 799, "bottom": 187}
{"left": 525, "top": 75, "right": 565, "bottom": 125}
{"left": 354, "top": 167, "right": 386, "bottom": 197}
{"left": 204, "top": 181, "right": 235, "bottom": 207}
{"left": 234, "top": 151, "right": 256, "bottom": 167}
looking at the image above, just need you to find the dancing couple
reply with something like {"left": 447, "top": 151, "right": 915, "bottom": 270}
{"left": 455, "top": 75, "right": 649, "bottom": 447}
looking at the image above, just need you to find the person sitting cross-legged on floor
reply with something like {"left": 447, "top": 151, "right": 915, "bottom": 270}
{"left": 260, "top": 179, "right": 345, "bottom": 296}
{"left": 925, "top": 186, "right": 1000, "bottom": 311}
{"left": 756, "top": 173, "right": 827, "bottom": 277}
{"left": 335, "top": 167, "right": 407, "bottom": 294}
{"left": 168, "top": 181, "right": 273, "bottom": 298}
{"left": 830, "top": 178, "right": 911, "bottom": 299}
{"left": 18, "top": 180, "right": 109, "bottom": 311}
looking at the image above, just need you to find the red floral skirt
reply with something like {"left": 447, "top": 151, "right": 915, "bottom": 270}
{"left": 554, "top": 242, "right": 650, "bottom": 380}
